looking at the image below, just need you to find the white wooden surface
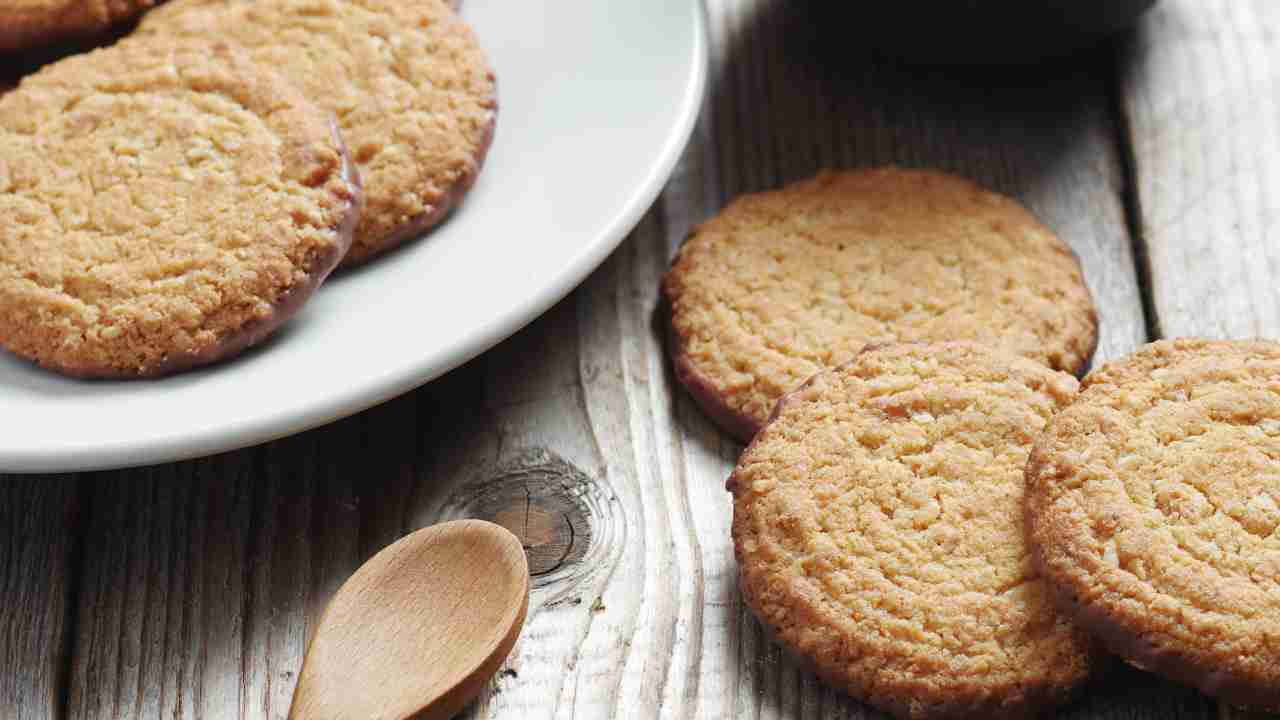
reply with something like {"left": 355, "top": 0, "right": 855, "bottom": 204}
{"left": 2, "top": 1, "right": 1275, "bottom": 718}
{"left": 1120, "top": 0, "right": 1280, "bottom": 339}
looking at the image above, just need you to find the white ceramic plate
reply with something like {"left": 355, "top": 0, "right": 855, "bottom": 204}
{"left": 0, "top": 0, "right": 708, "bottom": 473}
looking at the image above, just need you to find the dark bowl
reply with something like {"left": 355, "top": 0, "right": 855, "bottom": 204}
{"left": 843, "top": 0, "right": 1158, "bottom": 65}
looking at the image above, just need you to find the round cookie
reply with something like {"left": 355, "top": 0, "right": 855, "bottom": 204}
{"left": 0, "top": 0, "right": 158, "bottom": 52}
{"left": 731, "top": 342, "right": 1098, "bottom": 719}
{"left": 0, "top": 39, "right": 361, "bottom": 378}
{"left": 1026, "top": 338, "right": 1280, "bottom": 709}
{"left": 663, "top": 168, "right": 1098, "bottom": 442}
{"left": 138, "top": 0, "right": 497, "bottom": 266}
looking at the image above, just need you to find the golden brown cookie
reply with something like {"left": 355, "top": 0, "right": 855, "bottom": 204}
{"left": 731, "top": 342, "right": 1098, "bottom": 719}
{"left": 139, "top": 0, "right": 496, "bottom": 266}
{"left": 662, "top": 168, "right": 1098, "bottom": 442}
{"left": 0, "top": 39, "right": 361, "bottom": 378}
{"left": 0, "top": 0, "right": 159, "bottom": 52}
{"left": 1026, "top": 337, "right": 1280, "bottom": 709}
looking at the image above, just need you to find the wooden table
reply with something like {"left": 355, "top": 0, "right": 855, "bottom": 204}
{"left": 3, "top": 0, "right": 1277, "bottom": 717}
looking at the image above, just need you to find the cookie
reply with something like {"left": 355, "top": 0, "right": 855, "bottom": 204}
{"left": 662, "top": 168, "right": 1098, "bottom": 441}
{"left": 0, "top": 38, "right": 361, "bottom": 378}
{"left": 731, "top": 342, "right": 1098, "bottom": 719}
{"left": 1026, "top": 337, "right": 1280, "bottom": 709}
{"left": 139, "top": 0, "right": 496, "bottom": 266}
{"left": 0, "top": 0, "right": 158, "bottom": 52}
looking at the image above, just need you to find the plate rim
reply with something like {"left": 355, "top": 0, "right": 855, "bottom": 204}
{"left": 1, "top": 0, "right": 710, "bottom": 474}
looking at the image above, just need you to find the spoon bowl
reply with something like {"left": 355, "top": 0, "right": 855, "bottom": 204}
{"left": 289, "top": 519, "right": 530, "bottom": 720}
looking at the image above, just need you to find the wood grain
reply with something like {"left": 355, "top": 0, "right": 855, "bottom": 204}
{"left": 0, "top": 477, "right": 81, "bottom": 720}
{"left": 1, "top": 0, "right": 1250, "bottom": 717}
{"left": 1119, "top": 0, "right": 1280, "bottom": 339}
{"left": 61, "top": 418, "right": 387, "bottom": 720}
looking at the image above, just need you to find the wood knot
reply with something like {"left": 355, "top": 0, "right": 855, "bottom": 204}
{"left": 436, "top": 448, "right": 619, "bottom": 589}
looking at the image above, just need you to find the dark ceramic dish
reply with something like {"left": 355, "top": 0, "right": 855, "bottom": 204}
{"left": 847, "top": 0, "right": 1158, "bottom": 65}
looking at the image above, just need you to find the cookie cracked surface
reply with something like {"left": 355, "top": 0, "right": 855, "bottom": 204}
{"left": 731, "top": 342, "right": 1097, "bottom": 720}
{"left": 663, "top": 168, "right": 1098, "bottom": 441}
{"left": 139, "top": 0, "right": 497, "bottom": 266}
{"left": 0, "top": 38, "right": 360, "bottom": 377}
{"left": 1026, "top": 337, "right": 1280, "bottom": 710}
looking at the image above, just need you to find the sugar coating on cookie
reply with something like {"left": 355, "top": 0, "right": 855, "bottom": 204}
{"left": 731, "top": 342, "right": 1096, "bottom": 720}
{"left": 0, "top": 0, "right": 158, "bottom": 52}
{"left": 139, "top": 0, "right": 496, "bottom": 266}
{"left": 663, "top": 168, "right": 1098, "bottom": 441}
{"left": 0, "top": 39, "right": 360, "bottom": 377}
{"left": 1026, "top": 337, "right": 1280, "bottom": 709}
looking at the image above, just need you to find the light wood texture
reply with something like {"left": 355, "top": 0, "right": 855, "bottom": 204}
{"left": 0, "top": 477, "right": 81, "bottom": 720}
{"left": 62, "top": 427, "right": 382, "bottom": 720}
{"left": 289, "top": 520, "right": 528, "bottom": 720}
{"left": 1119, "top": 0, "right": 1280, "bottom": 339}
{"left": 2, "top": 0, "right": 1265, "bottom": 717}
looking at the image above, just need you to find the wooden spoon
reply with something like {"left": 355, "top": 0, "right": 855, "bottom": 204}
{"left": 289, "top": 519, "right": 530, "bottom": 720}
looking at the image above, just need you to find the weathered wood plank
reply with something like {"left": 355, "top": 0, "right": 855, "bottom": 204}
{"left": 67, "top": 455, "right": 254, "bottom": 720}
{"left": 61, "top": 417, "right": 390, "bottom": 720}
{"left": 0, "top": 477, "right": 81, "bottom": 720}
{"left": 1120, "top": 0, "right": 1280, "bottom": 339}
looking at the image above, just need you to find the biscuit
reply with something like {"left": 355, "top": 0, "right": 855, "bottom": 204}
{"left": 731, "top": 342, "right": 1097, "bottom": 719}
{"left": 0, "top": 0, "right": 158, "bottom": 52}
{"left": 662, "top": 168, "right": 1098, "bottom": 441}
{"left": 0, "top": 39, "right": 361, "bottom": 377}
{"left": 139, "top": 0, "right": 496, "bottom": 266}
{"left": 1026, "top": 337, "right": 1280, "bottom": 709}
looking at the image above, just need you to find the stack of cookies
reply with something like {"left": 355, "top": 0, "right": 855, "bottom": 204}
{"left": 664, "top": 169, "right": 1280, "bottom": 717}
{"left": 0, "top": 0, "right": 495, "bottom": 378}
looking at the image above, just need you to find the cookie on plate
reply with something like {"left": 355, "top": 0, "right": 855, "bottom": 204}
{"left": 139, "top": 0, "right": 497, "bottom": 266}
{"left": 1026, "top": 337, "right": 1280, "bottom": 709}
{"left": 663, "top": 168, "right": 1098, "bottom": 441}
{"left": 0, "top": 39, "right": 361, "bottom": 378}
{"left": 0, "top": 0, "right": 159, "bottom": 52}
{"left": 731, "top": 342, "right": 1098, "bottom": 720}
